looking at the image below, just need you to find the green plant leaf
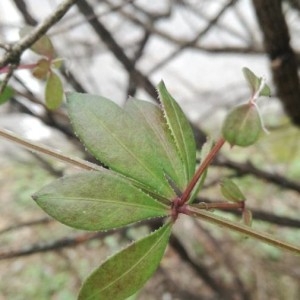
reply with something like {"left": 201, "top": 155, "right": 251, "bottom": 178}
{"left": 66, "top": 92, "right": 177, "bottom": 200}
{"left": 220, "top": 178, "right": 246, "bottom": 202}
{"left": 0, "top": 83, "right": 14, "bottom": 104}
{"left": 243, "top": 67, "right": 260, "bottom": 94}
{"left": 32, "top": 171, "right": 169, "bottom": 231}
{"left": 45, "top": 71, "right": 64, "bottom": 110}
{"left": 125, "top": 98, "right": 186, "bottom": 191}
{"left": 78, "top": 222, "right": 172, "bottom": 300}
{"left": 157, "top": 81, "right": 196, "bottom": 183}
{"left": 222, "top": 103, "right": 263, "bottom": 147}
{"left": 242, "top": 67, "right": 270, "bottom": 97}
{"left": 51, "top": 58, "right": 64, "bottom": 69}
{"left": 20, "top": 26, "right": 55, "bottom": 58}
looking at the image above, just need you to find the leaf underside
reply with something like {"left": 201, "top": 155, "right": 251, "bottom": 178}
{"left": 78, "top": 222, "right": 172, "bottom": 300}
{"left": 33, "top": 171, "right": 168, "bottom": 231}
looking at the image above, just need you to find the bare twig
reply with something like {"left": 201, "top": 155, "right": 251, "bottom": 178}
{"left": 76, "top": 0, "right": 158, "bottom": 99}
{"left": 0, "top": 128, "right": 103, "bottom": 171}
{"left": 0, "top": 0, "right": 78, "bottom": 68}
{"left": 213, "top": 155, "right": 300, "bottom": 193}
{"left": 0, "top": 217, "right": 52, "bottom": 235}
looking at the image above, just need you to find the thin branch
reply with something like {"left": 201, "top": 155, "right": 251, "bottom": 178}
{"left": 0, "top": 128, "right": 103, "bottom": 171}
{"left": 0, "top": 217, "right": 52, "bottom": 235}
{"left": 169, "top": 235, "right": 233, "bottom": 299}
{"left": 0, "top": 231, "right": 108, "bottom": 260}
{"left": 213, "top": 155, "right": 300, "bottom": 193}
{"left": 0, "top": 0, "right": 78, "bottom": 68}
{"left": 76, "top": 0, "right": 158, "bottom": 99}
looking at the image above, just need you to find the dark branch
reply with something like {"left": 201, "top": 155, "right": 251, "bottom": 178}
{"left": 252, "top": 0, "right": 300, "bottom": 126}
{"left": 214, "top": 155, "right": 300, "bottom": 194}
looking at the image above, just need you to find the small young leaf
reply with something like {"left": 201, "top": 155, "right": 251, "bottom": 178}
{"left": 0, "top": 83, "right": 14, "bottom": 104}
{"left": 67, "top": 92, "right": 177, "bottom": 200}
{"left": 157, "top": 81, "right": 196, "bottom": 183}
{"left": 222, "top": 103, "right": 263, "bottom": 147}
{"left": 45, "top": 71, "right": 64, "bottom": 109}
{"left": 51, "top": 58, "right": 64, "bottom": 69}
{"left": 78, "top": 223, "right": 172, "bottom": 300}
{"left": 125, "top": 98, "right": 186, "bottom": 191}
{"left": 242, "top": 67, "right": 260, "bottom": 94}
{"left": 259, "top": 82, "right": 271, "bottom": 97}
{"left": 32, "top": 58, "right": 51, "bottom": 80}
{"left": 242, "top": 67, "right": 270, "bottom": 97}
{"left": 32, "top": 171, "right": 169, "bottom": 231}
{"left": 20, "top": 26, "right": 55, "bottom": 58}
{"left": 220, "top": 178, "right": 246, "bottom": 202}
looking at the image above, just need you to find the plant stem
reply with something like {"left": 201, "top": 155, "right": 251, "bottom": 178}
{"left": 0, "top": 63, "right": 36, "bottom": 74}
{"left": 179, "top": 137, "right": 225, "bottom": 205}
{"left": 192, "top": 201, "right": 244, "bottom": 211}
{"left": 186, "top": 205, "right": 300, "bottom": 255}
{"left": 0, "top": 128, "right": 103, "bottom": 171}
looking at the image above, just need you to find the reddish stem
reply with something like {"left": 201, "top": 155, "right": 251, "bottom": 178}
{"left": 179, "top": 137, "right": 225, "bottom": 205}
{"left": 0, "top": 63, "right": 37, "bottom": 74}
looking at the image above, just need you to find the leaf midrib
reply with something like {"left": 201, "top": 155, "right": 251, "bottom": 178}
{"left": 87, "top": 109, "right": 170, "bottom": 194}
{"left": 43, "top": 196, "right": 168, "bottom": 212}
{"left": 88, "top": 224, "right": 170, "bottom": 299}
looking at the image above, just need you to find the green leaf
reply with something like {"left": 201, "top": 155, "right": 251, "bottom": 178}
{"left": 20, "top": 26, "right": 55, "bottom": 58}
{"left": 78, "top": 223, "right": 172, "bottom": 300}
{"left": 32, "top": 171, "right": 169, "bottom": 231}
{"left": 242, "top": 67, "right": 260, "bottom": 94}
{"left": 0, "top": 83, "right": 14, "bottom": 104}
{"left": 242, "top": 67, "right": 271, "bottom": 97}
{"left": 220, "top": 178, "right": 246, "bottom": 202}
{"left": 125, "top": 98, "right": 186, "bottom": 191}
{"left": 51, "top": 58, "right": 64, "bottom": 69}
{"left": 222, "top": 103, "right": 263, "bottom": 147}
{"left": 157, "top": 81, "right": 196, "bottom": 183}
{"left": 66, "top": 92, "right": 177, "bottom": 200}
{"left": 45, "top": 71, "right": 64, "bottom": 109}
{"left": 259, "top": 83, "right": 271, "bottom": 97}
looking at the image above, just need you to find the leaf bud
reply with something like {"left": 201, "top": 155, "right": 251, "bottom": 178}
{"left": 222, "top": 103, "right": 263, "bottom": 147}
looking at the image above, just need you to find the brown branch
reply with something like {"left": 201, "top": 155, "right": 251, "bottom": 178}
{"left": 0, "top": 231, "right": 108, "bottom": 260}
{"left": 0, "top": 0, "right": 78, "bottom": 68}
{"left": 252, "top": 0, "right": 300, "bottom": 126}
{"left": 0, "top": 217, "right": 52, "bottom": 235}
{"left": 75, "top": 0, "right": 158, "bottom": 99}
{"left": 169, "top": 235, "right": 233, "bottom": 300}
{"left": 12, "top": 0, "right": 37, "bottom": 26}
{"left": 213, "top": 155, "right": 300, "bottom": 193}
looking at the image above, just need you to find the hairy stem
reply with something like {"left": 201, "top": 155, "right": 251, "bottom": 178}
{"left": 0, "top": 128, "right": 102, "bottom": 171}
{"left": 186, "top": 205, "right": 300, "bottom": 255}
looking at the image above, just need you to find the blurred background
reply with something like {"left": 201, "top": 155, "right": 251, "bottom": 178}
{"left": 0, "top": 0, "right": 300, "bottom": 299}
